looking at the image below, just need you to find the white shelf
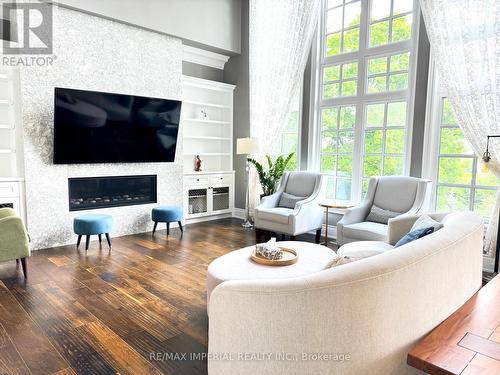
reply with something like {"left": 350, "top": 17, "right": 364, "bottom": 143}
{"left": 0, "top": 124, "right": 13, "bottom": 129}
{"left": 183, "top": 118, "right": 230, "bottom": 125}
{"left": 0, "top": 99, "right": 10, "bottom": 105}
{"left": 184, "top": 136, "right": 230, "bottom": 141}
{"left": 182, "top": 75, "right": 234, "bottom": 200}
{"left": 184, "top": 170, "right": 235, "bottom": 176}
{"left": 183, "top": 100, "right": 230, "bottom": 109}
{"left": 0, "top": 149, "right": 15, "bottom": 154}
{"left": 184, "top": 153, "right": 231, "bottom": 156}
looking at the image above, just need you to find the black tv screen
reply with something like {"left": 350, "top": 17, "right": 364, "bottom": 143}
{"left": 53, "top": 88, "right": 182, "bottom": 164}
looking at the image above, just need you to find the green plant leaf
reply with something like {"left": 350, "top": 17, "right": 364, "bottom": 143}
{"left": 247, "top": 152, "right": 296, "bottom": 195}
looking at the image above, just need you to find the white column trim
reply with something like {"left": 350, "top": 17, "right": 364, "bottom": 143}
{"left": 182, "top": 45, "right": 230, "bottom": 70}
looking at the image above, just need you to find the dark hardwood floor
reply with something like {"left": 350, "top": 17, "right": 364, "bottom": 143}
{"left": 0, "top": 218, "right": 327, "bottom": 375}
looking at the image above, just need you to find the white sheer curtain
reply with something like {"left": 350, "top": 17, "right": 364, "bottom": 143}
{"left": 419, "top": 0, "right": 500, "bottom": 257}
{"left": 248, "top": 0, "right": 320, "bottom": 211}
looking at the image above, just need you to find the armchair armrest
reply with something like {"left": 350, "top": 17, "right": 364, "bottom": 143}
{"left": 0, "top": 208, "right": 16, "bottom": 220}
{"left": 338, "top": 201, "right": 372, "bottom": 226}
{"left": 0, "top": 216, "right": 30, "bottom": 261}
{"left": 257, "top": 191, "right": 282, "bottom": 209}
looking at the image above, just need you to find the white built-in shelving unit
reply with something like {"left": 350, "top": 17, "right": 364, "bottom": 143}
{"left": 181, "top": 76, "right": 236, "bottom": 222}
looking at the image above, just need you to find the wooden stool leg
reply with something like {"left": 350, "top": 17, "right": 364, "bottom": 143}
{"left": 77, "top": 235, "right": 82, "bottom": 248}
{"left": 105, "top": 233, "right": 112, "bottom": 248}
{"left": 153, "top": 221, "right": 158, "bottom": 234}
{"left": 178, "top": 221, "right": 183, "bottom": 233}
{"left": 98, "top": 234, "right": 102, "bottom": 243}
{"left": 85, "top": 235, "right": 91, "bottom": 250}
{"left": 167, "top": 222, "right": 170, "bottom": 236}
{"left": 20, "top": 257, "right": 27, "bottom": 278}
{"left": 16, "top": 259, "right": 19, "bottom": 265}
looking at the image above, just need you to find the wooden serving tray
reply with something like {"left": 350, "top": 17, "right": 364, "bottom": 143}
{"left": 251, "top": 247, "right": 298, "bottom": 266}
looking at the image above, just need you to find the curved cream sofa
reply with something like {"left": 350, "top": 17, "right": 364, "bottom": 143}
{"left": 208, "top": 212, "right": 484, "bottom": 375}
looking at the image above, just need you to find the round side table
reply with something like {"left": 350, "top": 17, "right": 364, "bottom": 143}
{"left": 319, "top": 201, "right": 353, "bottom": 248}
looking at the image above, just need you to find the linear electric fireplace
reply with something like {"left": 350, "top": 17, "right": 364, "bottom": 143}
{"left": 68, "top": 175, "right": 157, "bottom": 211}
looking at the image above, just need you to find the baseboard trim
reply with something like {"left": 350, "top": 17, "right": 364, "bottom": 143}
{"left": 233, "top": 208, "right": 245, "bottom": 220}
{"left": 185, "top": 213, "right": 233, "bottom": 225}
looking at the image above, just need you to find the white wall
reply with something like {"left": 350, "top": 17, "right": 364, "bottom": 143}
{"left": 19, "top": 6, "right": 183, "bottom": 250}
{"left": 52, "top": 0, "right": 242, "bottom": 55}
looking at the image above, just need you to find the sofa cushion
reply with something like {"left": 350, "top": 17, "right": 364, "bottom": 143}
{"left": 328, "top": 256, "right": 358, "bottom": 267}
{"left": 343, "top": 221, "right": 388, "bottom": 241}
{"left": 395, "top": 226, "right": 435, "bottom": 248}
{"left": 337, "top": 240, "right": 394, "bottom": 258}
{"left": 366, "top": 205, "right": 401, "bottom": 224}
{"left": 278, "top": 192, "right": 306, "bottom": 209}
{"left": 256, "top": 207, "right": 293, "bottom": 225}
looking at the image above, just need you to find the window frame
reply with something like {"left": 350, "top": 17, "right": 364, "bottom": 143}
{"left": 309, "top": 0, "right": 420, "bottom": 203}
{"left": 422, "top": 63, "right": 498, "bottom": 215}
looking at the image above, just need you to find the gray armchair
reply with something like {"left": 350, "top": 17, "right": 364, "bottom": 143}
{"left": 336, "top": 176, "right": 430, "bottom": 246}
{"left": 254, "top": 172, "right": 326, "bottom": 240}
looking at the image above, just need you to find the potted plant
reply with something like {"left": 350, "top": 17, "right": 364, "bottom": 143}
{"left": 248, "top": 152, "right": 295, "bottom": 198}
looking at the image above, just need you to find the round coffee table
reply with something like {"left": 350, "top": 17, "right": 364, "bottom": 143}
{"left": 207, "top": 241, "right": 336, "bottom": 304}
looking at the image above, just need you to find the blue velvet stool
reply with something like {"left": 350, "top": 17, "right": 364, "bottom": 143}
{"left": 74, "top": 214, "right": 113, "bottom": 250}
{"left": 152, "top": 206, "right": 183, "bottom": 237}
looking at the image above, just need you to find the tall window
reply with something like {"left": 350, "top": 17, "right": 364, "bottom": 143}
{"left": 434, "top": 99, "right": 497, "bottom": 217}
{"left": 275, "top": 88, "right": 301, "bottom": 170}
{"left": 316, "top": 0, "right": 417, "bottom": 202}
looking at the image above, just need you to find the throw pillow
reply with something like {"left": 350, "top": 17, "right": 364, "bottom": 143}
{"left": 278, "top": 192, "right": 306, "bottom": 209}
{"left": 395, "top": 226, "right": 435, "bottom": 248}
{"left": 411, "top": 215, "right": 444, "bottom": 232}
{"left": 328, "top": 255, "right": 359, "bottom": 268}
{"left": 366, "top": 205, "right": 401, "bottom": 224}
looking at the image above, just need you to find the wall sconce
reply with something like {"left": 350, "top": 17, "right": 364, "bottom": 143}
{"left": 482, "top": 135, "right": 500, "bottom": 173}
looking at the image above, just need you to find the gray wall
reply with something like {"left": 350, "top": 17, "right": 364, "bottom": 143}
{"left": 223, "top": 0, "right": 249, "bottom": 209}
{"left": 51, "top": 0, "right": 242, "bottom": 55}
{"left": 182, "top": 61, "right": 224, "bottom": 82}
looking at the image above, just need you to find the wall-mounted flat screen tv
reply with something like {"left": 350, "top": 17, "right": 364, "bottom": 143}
{"left": 53, "top": 87, "right": 182, "bottom": 164}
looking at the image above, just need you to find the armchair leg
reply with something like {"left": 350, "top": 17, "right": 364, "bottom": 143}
{"left": 20, "top": 257, "right": 27, "bottom": 278}
{"left": 315, "top": 229, "right": 322, "bottom": 244}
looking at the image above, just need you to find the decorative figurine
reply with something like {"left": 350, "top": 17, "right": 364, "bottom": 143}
{"left": 199, "top": 108, "right": 209, "bottom": 120}
{"left": 195, "top": 155, "right": 202, "bottom": 172}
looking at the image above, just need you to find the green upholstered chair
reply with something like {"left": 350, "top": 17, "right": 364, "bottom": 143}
{"left": 0, "top": 208, "right": 30, "bottom": 278}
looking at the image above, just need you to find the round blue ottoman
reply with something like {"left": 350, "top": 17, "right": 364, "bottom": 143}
{"left": 152, "top": 206, "right": 184, "bottom": 237}
{"left": 74, "top": 214, "right": 113, "bottom": 250}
